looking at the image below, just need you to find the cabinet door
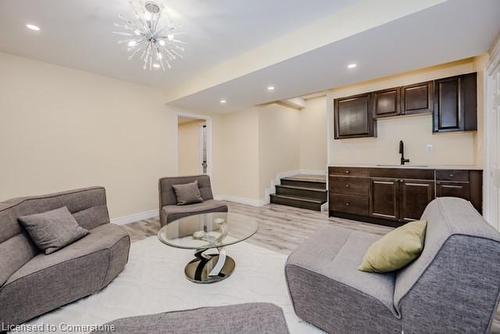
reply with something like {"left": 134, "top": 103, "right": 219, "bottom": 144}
{"left": 401, "top": 81, "right": 433, "bottom": 115}
{"left": 433, "top": 73, "right": 477, "bottom": 132}
{"left": 370, "top": 178, "right": 399, "bottom": 220}
{"left": 399, "top": 180, "right": 435, "bottom": 222}
{"left": 373, "top": 88, "right": 400, "bottom": 118}
{"left": 334, "top": 94, "right": 375, "bottom": 139}
{"left": 436, "top": 181, "right": 470, "bottom": 201}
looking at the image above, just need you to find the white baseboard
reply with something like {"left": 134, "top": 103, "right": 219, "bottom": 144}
{"left": 111, "top": 209, "right": 158, "bottom": 225}
{"left": 215, "top": 195, "right": 266, "bottom": 207}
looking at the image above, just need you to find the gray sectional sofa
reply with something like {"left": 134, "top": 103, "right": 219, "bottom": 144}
{"left": 159, "top": 175, "right": 228, "bottom": 226}
{"left": 286, "top": 197, "right": 500, "bottom": 333}
{"left": 0, "top": 187, "right": 130, "bottom": 328}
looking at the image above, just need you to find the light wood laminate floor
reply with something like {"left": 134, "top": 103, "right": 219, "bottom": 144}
{"left": 122, "top": 201, "right": 500, "bottom": 333}
{"left": 122, "top": 201, "right": 392, "bottom": 253}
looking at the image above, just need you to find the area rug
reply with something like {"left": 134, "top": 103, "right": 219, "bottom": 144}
{"left": 18, "top": 236, "right": 325, "bottom": 334}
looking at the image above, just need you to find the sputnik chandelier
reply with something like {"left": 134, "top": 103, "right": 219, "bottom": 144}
{"left": 114, "top": 1, "right": 185, "bottom": 71}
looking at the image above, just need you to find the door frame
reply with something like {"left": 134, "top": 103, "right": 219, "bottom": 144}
{"left": 484, "top": 37, "right": 500, "bottom": 230}
{"left": 176, "top": 112, "right": 213, "bottom": 177}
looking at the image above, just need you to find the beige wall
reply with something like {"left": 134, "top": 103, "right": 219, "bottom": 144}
{"left": 299, "top": 97, "right": 328, "bottom": 171}
{"left": 327, "top": 58, "right": 486, "bottom": 167}
{"left": 210, "top": 104, "right": 303, "bottom": 203}
{"left": 258, "top": 104, "right": 301, "bottom": 196}
{"left": 0, "top": 52, "right": 178, "bottom": 218}
{"left": 178, "top": 120, "right": 205, "bottom": 176}
{"left": 211, "top": 109, "right": 260, "bottom": 201}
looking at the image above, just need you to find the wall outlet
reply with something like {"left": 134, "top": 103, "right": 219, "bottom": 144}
{"left": 426, "top": 144, "right": 433, "bottom": 152}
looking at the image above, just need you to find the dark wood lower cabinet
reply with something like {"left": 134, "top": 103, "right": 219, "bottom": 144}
{"left": 329, "top": 166, "right": 482, "bottom": 227}
{"left": 399, "top": 180, "right": 435, "bottom": 222}
{"left": 370, "top": 178, "right": 399, "bottom": 220}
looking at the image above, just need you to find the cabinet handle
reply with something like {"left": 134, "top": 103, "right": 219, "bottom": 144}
{"left": 345, "top": 170, "right": 350, "bottom": 174}
{"left": 345, "top": 184, "right": 350, "bottom": 188}
{"left": 449, "top": 174, "right": 454, "bottom": 178}
{"left": 345, "top": 202, "right": 351, "bottom": 206}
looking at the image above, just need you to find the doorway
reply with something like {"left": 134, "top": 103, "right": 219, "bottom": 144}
{"left": 177, "top": 112, "right": 212, "bottom": 177}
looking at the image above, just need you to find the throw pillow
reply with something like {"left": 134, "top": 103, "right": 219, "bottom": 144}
{"left": 19, "top": 206, "right": 89, "bottom": 254}
{"left": 172, "top": 180, "right": 204, "bottom": 205}
{"left": 358, "top": 220, "right": 427, "bottom": 273}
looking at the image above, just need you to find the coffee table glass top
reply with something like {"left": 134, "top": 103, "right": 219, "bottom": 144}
{"left": 158, "top": 212, "right": 258, "bottom": 250}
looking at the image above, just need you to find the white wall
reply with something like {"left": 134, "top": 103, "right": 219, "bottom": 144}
{"left": 327, "top": 58, "right": 486, "bottom": 167}
{"left": 0, "top": 52, "right": 178, "bottom": 218}
{"left": 178, "top": 120, "right": 205, "bottom": 176}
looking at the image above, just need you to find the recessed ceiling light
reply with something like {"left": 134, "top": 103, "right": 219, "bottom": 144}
{"left": 267, "top": 85, "right": 275, "bottom": 91}
{"left": 219, "top": 99, "right": 227, "bottom": 104}
{"left": 153, "top": 63, "right": 160, "bottom": 69}
{"left": 347, "top": 63, "right": 357, "bottom": 69}
{"left": 26, "top": 24, "right": 40, "bottom": 31}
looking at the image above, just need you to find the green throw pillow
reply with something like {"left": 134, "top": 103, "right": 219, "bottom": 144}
{"left": 358, "top": 220, "right": 427, "bottom": 273}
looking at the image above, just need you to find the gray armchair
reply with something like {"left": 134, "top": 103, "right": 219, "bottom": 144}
{"left": 0, "top": 187, "right": 130, "bottom": 328}
{"left": 158, "top": 175, "right": 228, "bottom": 226}
{"left": 286, "top": 197, "right": 500, "bottom": 333}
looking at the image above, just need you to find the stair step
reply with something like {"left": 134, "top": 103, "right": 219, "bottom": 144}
{"left": 275, "top": 185, "right": 327, "bottom": 201}
{"left": 270, "top": 194, "right": 323, "bottom": 211}
{"left": 280, "top": 178, "right": 326, "bottom": 190}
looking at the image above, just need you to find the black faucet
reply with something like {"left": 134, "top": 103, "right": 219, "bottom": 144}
{"left": 399, "top": 140, "right": 410, "bottom": 165}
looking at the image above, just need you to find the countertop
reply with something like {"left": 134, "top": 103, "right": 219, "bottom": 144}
{"left": 329, "top": 164, "right": 483, "bottom": 170}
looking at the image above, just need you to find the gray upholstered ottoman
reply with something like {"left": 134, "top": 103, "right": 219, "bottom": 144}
{"left": 91, "top": 303, "right": 289, "bottom": 334}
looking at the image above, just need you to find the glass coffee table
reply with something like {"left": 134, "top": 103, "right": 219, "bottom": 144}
{"left": 158, "top": 212, "right": 258, "bottom": 284}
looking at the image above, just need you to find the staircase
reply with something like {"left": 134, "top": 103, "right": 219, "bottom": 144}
{"left": 270, "top": 174, "right": 327, "bottom": 211}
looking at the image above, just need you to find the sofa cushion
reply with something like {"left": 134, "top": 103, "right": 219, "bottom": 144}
{"left": 19, "top": 207, "right": 89, "bottom": 254}
{"left": 162, "top": 200, "right": 228, "bottom": 225}
{"left": 359, "top": 220, "right": 427, "bottom": 273}
{"left": 91, "top": 303, "right": 290, "bottom": 334}
{"left": 159, "top": 175, "right": 214, "bottom": 207}
{"left": 0, "top": 233, "right": 37, "bottom": 287}
{"left": 286, "top": 225, "right": 401, "bottom": 333}
{"left": 172, "top": 181, "right": 204, "bottom": 205}
{"left": 0, "top": 223, "right": 130, "bottom": 326}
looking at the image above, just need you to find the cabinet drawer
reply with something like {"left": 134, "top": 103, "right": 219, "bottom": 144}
{"left": 436, "top": 170, "right": 469, "bottom": 182}
{"left": 436, "top": 181, "right": 470, "bottom": 200}
{"left": 329, "top": 167, "right": 369, "bottom": 177}
{"left": 331, "top": 194, "right": 369, "bottom": 215}
{"left": 330, "top": 176, "right": 370, "bottom": 195}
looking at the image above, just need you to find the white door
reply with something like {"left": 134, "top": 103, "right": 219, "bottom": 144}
{"left": 485, "top": 41, "right": 500, "bottom": 231}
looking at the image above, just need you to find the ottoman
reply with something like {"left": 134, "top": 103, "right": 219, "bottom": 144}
{"left": 91, "top": 303, "right": 289, "bottom": 334}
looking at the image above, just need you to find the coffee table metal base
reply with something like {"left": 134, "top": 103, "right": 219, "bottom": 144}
{"left": 184, "top": 253, "right": 236, "bottom": 284}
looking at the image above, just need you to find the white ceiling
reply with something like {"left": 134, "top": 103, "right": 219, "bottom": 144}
{"left": 170, "top": 0, "right": 500, "bottom": 112}
{"left": 0, "top": 0, "right": 498, "bottom": 113}
{"left": 0, "top": 0, "right": 358, "bottom": 90}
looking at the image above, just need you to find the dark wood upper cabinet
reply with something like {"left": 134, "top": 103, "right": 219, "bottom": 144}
{"left": 333, "top": 73, "right": 477, "bottom": 140}
{"left": 401, "top": 81, "right": 433, "bottom": 115}
{"left": 334, "top": 94, "right": 376, "bottom": 139}
{"left": 373, "top": 88, "right": 400, "bottom": 118}
{"left": 433, "top": 73, "right": 477, "bottom": 133}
